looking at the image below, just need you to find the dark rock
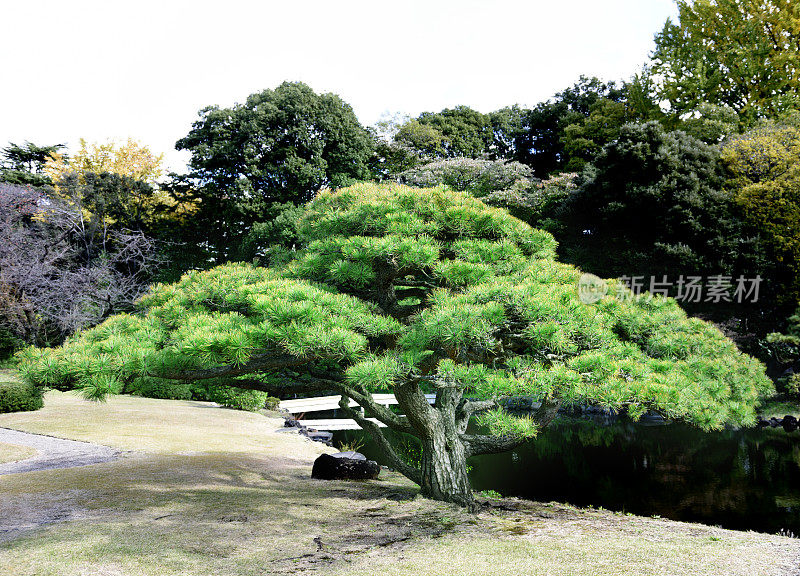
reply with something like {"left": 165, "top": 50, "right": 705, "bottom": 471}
{"left": 330, "top": 451, "right": 366, "bottom": 460}
{"left": 770, "top": 417, "right": 782, "bottom": 428}
{"left": 284, "top": 418, "right": 302, "bottom": 428}
{"left": 305, "top": 430, "right": 333, "bottom": 443}
{"left": 312, "top": 453, "right": 380, "bottom": 480}
{"left": 757, "top": 419, "right": 771, "bottom": 428}
{"left": 782, "top": 415, "right": 798, "bottom": 432}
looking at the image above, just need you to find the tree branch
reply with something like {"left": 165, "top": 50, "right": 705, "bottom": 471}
{"left": 331, "top": 384, "right": 417, "bottom": 435}
{"left": 460, "top": 397, "right": 562, "bottom": 457}
{"left": 337, "top": 395, "right": 421, "bottom": 484}
{"left": 455, "top": 399, "right": 498, "bottom": 433}
{"left": 532, "top": 396, "right": 562, "bottom": 428}
{"left": 157, "top": 351, "right": 309, "bottom": 381}
{"left": 460, "top": 433, "right": 529, "bottom": 458}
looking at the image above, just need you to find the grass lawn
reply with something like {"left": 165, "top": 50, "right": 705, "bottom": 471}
{"left": 0, "top": 442, "right": 36, "bottom": 465}
{"left": 0, "top": 391, "right": 798, "bottom": 576}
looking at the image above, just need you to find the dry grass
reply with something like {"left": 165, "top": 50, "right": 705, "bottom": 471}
{"left": 0, "top": 392, "right": 798, "bottom": 576}
{"left": 0, "top": 390, "right": 322, "bottom": 455}
{"left": 329, "top": 501, "right": 800, "bottom": 576}
{"left": 0, "top": 442, "right": 36, "bottom": 465}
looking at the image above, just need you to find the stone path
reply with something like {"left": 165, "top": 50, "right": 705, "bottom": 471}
{"left": 0, "top": 427, "right": 119, "bottom": 475}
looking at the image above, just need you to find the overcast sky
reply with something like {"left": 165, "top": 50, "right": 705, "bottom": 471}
{"left": 0, "top": 0, "right": 677, "bottom": 172}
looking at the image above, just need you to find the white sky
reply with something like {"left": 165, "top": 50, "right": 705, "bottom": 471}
{"left": 0, "top": 0, "right": 677, "bottom": 173}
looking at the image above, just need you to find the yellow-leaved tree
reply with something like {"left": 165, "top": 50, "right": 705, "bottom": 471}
{"left": 44, "top": 138, "right": 164, "bottom": 185}
{"left": 721, "top": 114, "right": 800, "bottom": 304}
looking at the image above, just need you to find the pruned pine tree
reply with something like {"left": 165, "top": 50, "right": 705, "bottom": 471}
{"left": 18, "top": 183, "right": 772, "bottom": 508}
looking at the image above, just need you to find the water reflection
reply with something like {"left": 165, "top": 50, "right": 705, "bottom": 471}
{"left": 333, "top": 417, "right": 800, "bottom": 534}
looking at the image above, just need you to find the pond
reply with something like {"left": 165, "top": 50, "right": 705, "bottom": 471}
{"left": 332, "top": 416, "right": 800, "bottom": 535}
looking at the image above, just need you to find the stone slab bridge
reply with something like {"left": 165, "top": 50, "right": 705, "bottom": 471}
{"left": 279, "top": 393, "right": 437, "bottom": 430}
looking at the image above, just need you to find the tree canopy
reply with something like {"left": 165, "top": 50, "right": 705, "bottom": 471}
{"left": 721, "top": 114, "right": 800, "bottom": 304}
{"left": 575, "top": 121, "right": 738, "bottom": 277}
{"left": 0, "top": 141, "right": 64, "bottom": 187}
{"left": 652, "top": 0, "right": 800, "bottom": 123}
{"left": 18, "top": 183, "right": 771, "bottom": 508}
{"left": 171, "top": 82, "right": 375, "bottom": 262}
{"left": 44, "top": 138, "right": 165, "bottom": 186}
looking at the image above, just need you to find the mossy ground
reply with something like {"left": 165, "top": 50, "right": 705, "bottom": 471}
{"left": 0, "top": 391, "right": 797, "bottom": 576}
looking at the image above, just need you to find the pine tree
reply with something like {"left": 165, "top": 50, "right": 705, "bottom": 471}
{"left": 18, "top": 183, "right": 772, "bottom": 508}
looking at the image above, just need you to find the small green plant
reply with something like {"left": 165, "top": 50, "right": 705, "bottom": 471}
{"left": 477, "top": 489, "right": 502, "bottom": 499}
{"left": 0, "top": 378, "right": 43, "bottom": 413}
{"left": 337, "top": 437, "right": 365, "bottom": 453}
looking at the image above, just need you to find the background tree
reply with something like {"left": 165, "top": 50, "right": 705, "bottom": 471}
{"left": 488, "top": 105, "right": 527, "bottom": 161}
{"left": 20, "top": 183, "right": 772, "bottom": 508}
{"left": 0, "top": 141, "right": 64, "bottom": 187}
{"left": 397, "top": 157, "right": 533, "bottom": 197}
{"left": 573, "top": 121, "right": 742, "bottom": 279}
{"left": 482, "top": 172, "right": 578, "bottom": 233}
{"left": 392, "top": 119, "right": 447, "bottom": 161}
{"left": 45, "top": 138, "right": 164, "bottom": 186}
{"left": 561, "top": 98, "right": 634, "bottom": 172}
{"left": 414, "top": 106, "right": 492, "bottom": 158}
{"left": 761, "top": 306, "right": 800, "bottom": 398}
{"left": 504, "top": 77, "right": 628, "bottom": 177}
{"left": 0, "top": 182, "right": 159, "bottom": 357}
{"left": 172, "top": 81, "right": 375, "bottom": 262}
{"left": 651, "top": 0, "right": 800, "bottom": 123}
{"left": 721, "top": 113, "right": 800, "bottom": 305}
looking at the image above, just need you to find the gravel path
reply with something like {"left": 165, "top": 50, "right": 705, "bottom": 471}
{"left": 0, "top": 427, "right": 119, "bottom": 475}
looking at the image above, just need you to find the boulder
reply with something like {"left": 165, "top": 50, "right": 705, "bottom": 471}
{"left": 312, "top": 453, "right": 380, "bottom": 480}
{"left": 331, "top": 451, "right": 366, "bottom": 460}
{"left": 782, "top": 415, "right": 798, "bottom": 432}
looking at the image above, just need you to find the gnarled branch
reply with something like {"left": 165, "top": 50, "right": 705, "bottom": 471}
{"left": 331, "top": 384, "right": 417, "bottom": 436}
{"left": 460, "top": 433, "right": 529, "bottom": 458}
{"left": 338, "top": 395, "right": 421, "bottom": 484}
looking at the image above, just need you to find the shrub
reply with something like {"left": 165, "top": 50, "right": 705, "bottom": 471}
{"left": 201, "top": 386, "right": 272, "bottom": 412}
{"left": 0, "top": 379, "right": 43, "bottom": 413}
{"left": 398, "top": 157, "right": 532, "bottom": 197}
{"left": 126, "top": 377, "right": 193, "bottom": 400}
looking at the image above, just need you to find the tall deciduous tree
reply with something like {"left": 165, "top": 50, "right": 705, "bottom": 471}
{"left": 0, "top": 182, "right": 159, "bottom": 355}
{"left": 172, "top": 81, "right": 375, "bottom": 262}
{"left": 20, "top": 184, "right": 771, "bottom": 508}
{"left": 721, "top": 114, "right": 800, "bottom": 304}
{"left": 45, "top": 138, "right": 164, "bottom": 186}
{"left": 652, "top": 0, "right": 800, "bottom": 123}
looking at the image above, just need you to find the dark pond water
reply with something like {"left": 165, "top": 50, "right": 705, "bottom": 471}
{"left": 332, "top": 416, "right": 800, "bottom": 534}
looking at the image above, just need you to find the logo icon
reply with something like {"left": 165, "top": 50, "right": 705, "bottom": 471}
{"left": 578, "top": 273, "right": 608, "bottom": 304}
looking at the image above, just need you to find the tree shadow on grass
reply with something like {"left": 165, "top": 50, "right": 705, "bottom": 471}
{"left": 0, "top": 451, "right": 466, "bottom": 575}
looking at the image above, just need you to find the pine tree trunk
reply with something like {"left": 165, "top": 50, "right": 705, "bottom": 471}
{"left": 418, "top": 419, "right": 474, "bottom": 509}
{"left": 394, "top": 381, "right": 475, "bottom": 509}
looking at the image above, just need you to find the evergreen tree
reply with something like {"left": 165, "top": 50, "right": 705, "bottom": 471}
{"left": 19, "top": 183, "right": 772, "bottom": 508}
